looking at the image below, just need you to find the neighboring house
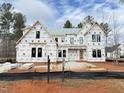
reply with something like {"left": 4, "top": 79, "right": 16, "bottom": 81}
{"left": 106, "top": 44, "right": 124, "bottom": 58}
{"left": 118, "top": 44, "right": 124, "bottom": 58}
{"left": 16, "top": 17, "right": 106, "bottom": 63}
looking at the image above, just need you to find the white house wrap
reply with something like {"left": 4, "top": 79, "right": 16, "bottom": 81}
{"left": 16, "top": 17, "right": 106, "bottom": 63}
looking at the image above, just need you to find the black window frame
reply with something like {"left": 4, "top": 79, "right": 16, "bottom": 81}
{"left": 38, "top": 48, "right": 42, "bottom": 57}
{"left": 58, "top": 50, "right": 62, "bottom": 57}
{"left": 31, "top": 48, "right": 36, "bottom": 57}
{"left": 92, "top": 35, "right": 96, "bottom": 42}
{"left": 92, "top": 49, "right": 97, "bottom": 58}
{"left": 55, "top": 38, "right": 58, "bottom": 42}
{"left": 97, "top": 34, "right": 101, "bottom": 42}
{"left": 97, "top": 49, "right": 101, "bottom": 58}
{"left": 63, "top": 50, "right": 66, "bottom": 57}
{"left": 36, "top": 31, "right": 40, "bottom": 39}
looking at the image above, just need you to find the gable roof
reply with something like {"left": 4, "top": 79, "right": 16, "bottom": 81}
{"left": 49, "top": 21, "right": 104, "bottom": 36}
{"left": 16, "top": 19, "right": 105, "bottom": 45}
{"left": 84, "top": 22, "right": 105, "bottom": 36}
{"left": 16, "top": 20, "right": 53, "bottom": 45}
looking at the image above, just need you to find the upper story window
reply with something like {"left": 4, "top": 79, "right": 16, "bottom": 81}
{"left": 55, "top": 38, "right": 58, "bottom": 42}
{"left": 36, "top": 31, "right": 40, "bottom": 39}
{"left": 92, "top": 34, "right": 101, "bottom": 42}
{"left": 92, "top": 35, "right": 96, "bottom": 42}
{"left": 61, "top": 37, "right": 65, "bottom": 42}
{"left": 97, "top": 34, "right": 101, "bottom": 42}
{"left": 79, "top": 37, "right": 83, "bottom": 44}
{"left": 70, "top": 37, "right": 74, "bottom": 44}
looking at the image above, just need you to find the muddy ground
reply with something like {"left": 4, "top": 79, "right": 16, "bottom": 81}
{"left": 0, "top": 79, "right": 124, "bottom": 93}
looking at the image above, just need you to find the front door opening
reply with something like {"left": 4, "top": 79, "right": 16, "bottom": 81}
{"left": 80, "top": 50, "right": 83, "bottom": 60}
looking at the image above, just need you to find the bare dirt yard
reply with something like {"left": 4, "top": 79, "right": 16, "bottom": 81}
{"left": 0, "top": 79, "right": 124, "bottom": 93}
{"left": 91, "top": 62, "right": 124, "bottom": 72}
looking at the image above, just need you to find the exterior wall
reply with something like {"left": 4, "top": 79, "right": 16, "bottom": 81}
{"left": 16, "top": 21, "right": 106, "bottom": 63}
{"left": 85, "top": 24, "right": 106, "bottom": 62}
{"left": 16, "top": 23, "right": 57, "bottom": 62}
{"left": 118, "top": 45, "right": 124, "bottom": 58}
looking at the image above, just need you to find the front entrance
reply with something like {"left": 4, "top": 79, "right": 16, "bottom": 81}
{"left": 80, "top": 50, "right": 83, "bottom": 60}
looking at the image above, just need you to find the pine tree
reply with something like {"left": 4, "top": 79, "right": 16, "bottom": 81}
{"left": 77, "top": 22, "right": 83, "bottom": 28}
{"left": 13, "top": 13, "right": 26, "bottom": 41}
{"left": 63, "top": 20, "right": 72, "bottom": 28}
{"left": 0, "top": 3, "right": 26, "bottom": 61}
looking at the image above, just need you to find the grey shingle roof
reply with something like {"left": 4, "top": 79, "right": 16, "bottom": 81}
{"left": 105, "top": 44, "right": 120, "bottom": 52}
{"left": 49, "top": 28, "right": 81, "bottom": 36}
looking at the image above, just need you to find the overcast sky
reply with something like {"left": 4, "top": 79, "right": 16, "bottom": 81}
{"left": 0, "top": 0, "right": 124, "bottom": 43}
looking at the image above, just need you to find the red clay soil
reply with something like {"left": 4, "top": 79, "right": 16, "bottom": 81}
{"left": 91, "top": 62, "right": 124, "bottom": 72}
{"left": 7, "top": 61, "right": 124, "bottom": 73}
{"left": 0, "top": 79, "right": 124, "bottom": 93}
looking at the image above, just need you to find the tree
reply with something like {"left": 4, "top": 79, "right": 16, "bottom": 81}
{"left": 77, "top": 22, "right": 83, "bottom": 28}
{"left": 13, "top": 12, "right": 26, "bottom": 41}
{"left": 112, "top": 12, "right": 120, "bottom": 64}
{"left": 0, "top": 3, "right": 14, "bottom": 61}
{"left": 63, "top": 20, "right": 72, "bottom": 28}
{"left": 0, "top": 3, "right": 26, "bottom": 61}
{"left": 0, "top": 3, "right": 14, "bottom": 39}
{"left": 100, "top": 23, "right": 111, "bottom": 46}
{"left": 119, "top": 0, "right": 124, "bottom": 3}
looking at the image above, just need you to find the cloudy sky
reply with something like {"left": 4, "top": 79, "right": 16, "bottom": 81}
{"left": 0, "top": 0, "right": 124, "bottom": 43}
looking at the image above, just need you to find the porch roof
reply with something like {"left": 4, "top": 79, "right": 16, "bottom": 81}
{"left": 58, "top": 44, "right": 87, "bottom": 49}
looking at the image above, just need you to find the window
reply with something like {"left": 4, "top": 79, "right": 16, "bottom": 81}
{"left": 58, "top": 50, "right": 62, "bottom": 57}
{"left": 44, "top": 40, "right": 46, "bottom": 42}
{"left": 92, "top": 49, "right": 96, "bottom": 57}
{"left": 70, "top": 37, "right": 74, "bottom": 44}
{"left": 38, "top": 48, "right": 42, "bottom": 57}
{"left": 36, "top": 31, "right": 40, "bottom": 38}
{"left": 92, "top": 49, "right": 102, "bottom": 58}
{"left": 63, "top": 50, "right": 66, "bottom": 57}
{"left": 55, "top": 38, "right": 58, "bottom": 42}
{"left": 97, "top": 50, "right": 101, "bottom": 57}
{"left": 31, "top": 48, "right": 36, "bottom": 57}
{"left": 61, "top": 37, "right": 65, "bottom": 42}
{"left": 23, "top": 53, "right": 25, "bottom": 55}
{"left": 97, "top": 34, "right": 101, "bottom": 42}
{"left": 92, "top": 34, "right": 101, "bottom": 42}
{"left": 79, "top": 37, "right": 83, "bottom": 44}
{"left": 92, "top": 35, "right": 96, "bottom": 42}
